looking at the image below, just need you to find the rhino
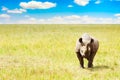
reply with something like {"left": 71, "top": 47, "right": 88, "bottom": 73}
{"left": 75, "top": 33, "right": 99, "bottom": 68}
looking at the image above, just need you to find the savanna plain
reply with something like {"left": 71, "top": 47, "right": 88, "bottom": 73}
{"left": 0, "top": 24, "right": 120, "bottom": 80}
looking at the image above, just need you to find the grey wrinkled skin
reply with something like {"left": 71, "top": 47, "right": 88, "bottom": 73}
{"left": 75, "top": 33, "right": 99, "bottom": 68}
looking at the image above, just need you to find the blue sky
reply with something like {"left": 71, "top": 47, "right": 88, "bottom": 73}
{"left": 0, "top": 0, "right": 120, "bottom": 24}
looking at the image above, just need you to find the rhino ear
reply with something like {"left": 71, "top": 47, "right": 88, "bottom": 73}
{"left": 79, "top": 38, "right": 82, "bottom": 43}
{"left": 91, "top": 38, "right": 94, "bottom": 43}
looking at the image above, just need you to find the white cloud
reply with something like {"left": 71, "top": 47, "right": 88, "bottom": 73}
{"left": 25, "top": 15, "right": 38, "bottom": 21}
{"left": 20, "top": 1, "right": 56, "bottom": 9}
{"left": 12, "top": 15, "right": 120, "bottom": 24}
{"left": 1, "top": 6, "right": 8, "bottom": 11}
{"left": 115, "top": 18, "right": 120, "bottom": 23}
{"left": 29, "top": 17, "right": 36, "bottom": 21}
{"left": 74, "top": 0, "right": 90, "bottom": 6}
{"left": 1, "top": 14, "right": 120, "bottom": 24}
{"left": 17, "top": 17, "right": 38, "bottom": 24}
{"left": 2, "top": 6, "right": 26, "bottom": 14}
{"left": 95, "top": 0, "right": 101, "bottom": 4}
{"left": 65, "top": 15, "right": 81, "bottom": 20}
{"left": 68, "top": 5, "right": 73, "bottom": 7}
{"left": 7, "top": 8, "right": 26, "bottom": 14}
{"left": 0, "top": 14, "right": 10, "bottom": 19}
{"left": 114, "top": 14, "right": 120, "bottom": 17}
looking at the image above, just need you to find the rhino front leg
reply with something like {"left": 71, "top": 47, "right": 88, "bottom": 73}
{"left": 88, "top": 60, "right": 93, "bottom": 68}
{"left": 76, "top": 52, "right": 84, "bottom": 68}
{"left": 88, "top": 52, "right": 96, "bottom": 68}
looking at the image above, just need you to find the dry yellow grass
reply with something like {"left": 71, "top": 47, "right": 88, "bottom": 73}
{"left": 0, "top": 24, "right": 120, "bottom": 80}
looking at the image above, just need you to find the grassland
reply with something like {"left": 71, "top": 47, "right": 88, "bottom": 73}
{"left": 0, "top": 24, "right": 120, "bottom": 80}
